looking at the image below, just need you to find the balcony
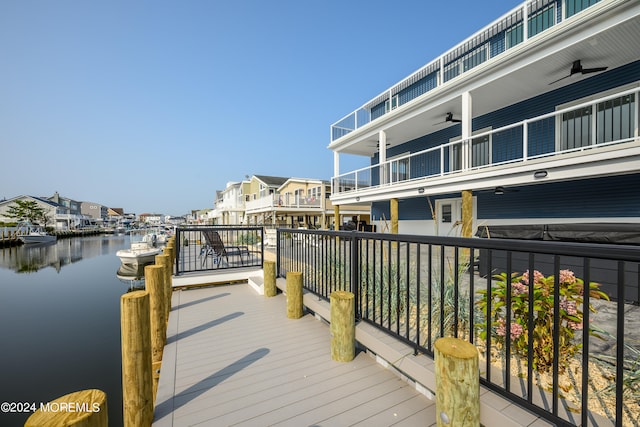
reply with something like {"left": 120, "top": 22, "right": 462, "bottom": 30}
{"left": 244, "top": 193, "right": 323, "bottom": 213}
{"left": 331, "top": 86, "right": 640, "bottom": 203}
{"left": 330, "top": 0, "right": 612, "bottom": 143}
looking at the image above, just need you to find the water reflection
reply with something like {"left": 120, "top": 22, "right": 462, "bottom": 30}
{"left": 0, "top": 235, "right": 127, "bottom": 273}
{"left": 116, "top": 262, "right": 151, "bottom": 290}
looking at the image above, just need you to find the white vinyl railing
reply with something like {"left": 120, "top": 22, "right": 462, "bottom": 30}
{"left": 330, "top": 0, "right": 605, "bottom": 142}
{"left": 332, "top": 86, "right": 639, "bottom": 195}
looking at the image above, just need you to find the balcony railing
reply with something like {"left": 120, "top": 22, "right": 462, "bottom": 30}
{"left": 331, "top": 0, "right": 604, "bottom": 142}
{"left": 245, "top": 193, "right": 323, "bottom": 212}
{"left": 276, "top": 228, "right": 640, "bottom": 427}
{"left": 332, "top": 86, "right": 639, "bottom": 195}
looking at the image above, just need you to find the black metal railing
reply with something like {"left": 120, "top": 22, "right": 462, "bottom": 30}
{"left": 276, "top": 228, "right": 640, "bottom": 427}
{"left": 175, "top": 226, "right": 263, "bottom": 275}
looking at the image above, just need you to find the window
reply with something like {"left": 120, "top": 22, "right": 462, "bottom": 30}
{"left": 388, "top": 153, "right": 410, "bottom": 183}
{"left": 441, "top": 204, "right": 452, "bottom": 223}
{"left": 385, "top": 95, "right": 399, "bottom": 113}
{"left": 449, "top": 127, "right": 492, "bottom": 171}
{"left": 558, "top": 92, "right": 636, "bottom": 151}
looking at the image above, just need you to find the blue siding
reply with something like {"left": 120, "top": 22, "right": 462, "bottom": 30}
{"left": 478, "top": 174, "right": 640, "bottom": 219}
{"left": 380, "top": 61, "right": 640, "bottom": 167}
{"left": 398, "top": 72, "right": 438, "bottom": 106}
{"left": 372, "top": 174, "right": 640, "bottom": 222}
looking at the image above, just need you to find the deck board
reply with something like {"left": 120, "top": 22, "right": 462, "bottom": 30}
{"left": 153, "top": 283, "right": 436, "bottom": 426}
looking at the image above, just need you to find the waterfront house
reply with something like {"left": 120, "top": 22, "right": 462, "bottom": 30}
{"left": 212, "top": 180, "right": 251, "bottom": 225}
{"left": 237, "top": 175, "right": 371, "bottom": 229}
{"left": 329, "top": 0, "right": 640, "bottom": 238}
{"left": 0, "top": 195, "right": 59, "bottom": 226}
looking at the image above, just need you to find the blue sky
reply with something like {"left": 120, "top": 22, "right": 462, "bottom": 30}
{"left": 0, "top": 0, "right": 523, "bottom": 215}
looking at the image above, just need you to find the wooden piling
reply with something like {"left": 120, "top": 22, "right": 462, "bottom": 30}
{"left": 434, "top": 337, "right": 479, "bottom": 427}
{"left": 264, "top": 261, "right": 277, "bottom": 297}
{"left": 120, "top": 291, "right": 153, "bottom": 427}
{"left": 24, "top": 389, "right": 107, "bottom": 427}
{"left": 330, "top": 291, "right": 355, "bottom": 362}
{"left": 155, "top": 253, "right": 172, "bottom": 318}
{"left": 144, "top": 265, "right": 167, "bottom": 361}
{"left": 286, "top": 271, "right": 303, "bottom": 319}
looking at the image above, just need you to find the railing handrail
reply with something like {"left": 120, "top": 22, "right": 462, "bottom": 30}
{"left": 276, "top": 227, "right": 639, "bottom": 426}
{"left": 332, "top": 85, "right": 640, "bottom": 192}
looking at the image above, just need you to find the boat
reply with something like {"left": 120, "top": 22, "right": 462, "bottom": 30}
{"left": 17, "top": 222, "right": 57, "bottom": 244}
{"left": 116, "top": 241, "right": 163, "bottom": 266}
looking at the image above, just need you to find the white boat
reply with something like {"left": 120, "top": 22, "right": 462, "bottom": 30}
{"left": 116, "top": 241, "right": 163, "bottom": 266}
{"left": 18, "top": 222, "right": 57, "bottom": 244}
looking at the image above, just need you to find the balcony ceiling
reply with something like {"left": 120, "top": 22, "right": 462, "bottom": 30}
{"left": 335, "top": 2, "right": 640, "bottom": 157}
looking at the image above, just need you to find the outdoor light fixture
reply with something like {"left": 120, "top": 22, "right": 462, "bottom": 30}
{"left": 534, "top": 170, "right": 548, "bottom": 179}
{"left": 494, "top": 186, "right": 505, "bottom": 195}
{"left": 355, "top": 197, "right": 360, "bottom": 201}
{"left": 418, "top": 188, "right": 425, "bottom": 194}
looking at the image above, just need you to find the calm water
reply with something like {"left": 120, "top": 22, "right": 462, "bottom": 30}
{"left": 0, "top": 235, "right": 137, "bottom": 427}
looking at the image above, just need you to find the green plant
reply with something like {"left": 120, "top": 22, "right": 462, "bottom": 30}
{"left": 476, "top": 269, "right": 609, "bottom": 373}
{"left": 590, "top": 325, "right": 640, "bottom": 402}
{"left": 236, "top": 232, "right": 261, "bottom": 245}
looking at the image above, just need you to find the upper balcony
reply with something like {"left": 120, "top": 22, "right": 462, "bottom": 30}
{"left": 245, "top": 193, "right": 323, "bottom": 214}
{"left": 330, "top": 0, "right": 616, "bottom": 144}
{"left": 332, "top": 86, "right": 640, "bottom": 203}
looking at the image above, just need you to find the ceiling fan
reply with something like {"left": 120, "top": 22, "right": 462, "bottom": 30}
{"left": 549, "top": 59, "right": 608, "bottom": 85}
{"left": 433, "top": 112, "right": 462, "bottom": 126}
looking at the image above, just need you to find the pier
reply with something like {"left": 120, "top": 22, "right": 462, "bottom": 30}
{"left": 153, "top": 282, "right": 437, "bottom": 426}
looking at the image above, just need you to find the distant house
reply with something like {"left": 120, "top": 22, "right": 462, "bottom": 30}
{"left": 0, "top": 195, "right": 59, "bottom": 226}
{"left": 212, "top": 174, "right": 372, "bottom": 229}
{"left": 212, "top": 180, "right": 251, "bottom": 225}
{"left": 81, "top": 201, "right": 109, "bottom": 224}
{"left": 329, "top": 0, "right": 640, "bottom": 238}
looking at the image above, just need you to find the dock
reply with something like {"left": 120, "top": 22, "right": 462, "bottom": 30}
{"left": 152, "top": 282, "right": 437, "bottom": 426}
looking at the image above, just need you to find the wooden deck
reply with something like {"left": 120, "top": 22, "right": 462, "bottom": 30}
{"left": 153, "top": 283, "right": 437, "bottom": 426}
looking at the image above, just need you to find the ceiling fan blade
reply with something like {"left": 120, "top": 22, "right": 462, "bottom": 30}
{"left": 582, "top": 66, "right": 608, "bottom": 74}
{"left": 549, "top": 74, "right": 571, "bottom": 85}
{"left": 450, "top": 118, "right": 462, "bottom": 123}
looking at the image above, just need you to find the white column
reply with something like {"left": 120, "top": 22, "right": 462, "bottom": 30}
{"left": 379, "top": 130, "right": 387, "bottom": 184}
{"left": 461, "top": 92, "right": 472, "bottom": 170}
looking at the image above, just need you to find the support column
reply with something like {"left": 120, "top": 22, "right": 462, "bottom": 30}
{"left": 461, "top": 190, "right": 473, "bottom": 239}
{"left": 390, "top": 198, "right": 398, "bottom": 235}
{"left": 334, "top": 205, "right": 340, "bottom": 231}
{"left": 461, "top": 91, "right": 473, "bottom": 170}
{"left": 379, "top": 130, "right": 387, "bottom": 184}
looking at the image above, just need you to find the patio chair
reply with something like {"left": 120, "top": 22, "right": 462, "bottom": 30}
{"left": 199, "top": 230, "right": 250, "bottom": 268}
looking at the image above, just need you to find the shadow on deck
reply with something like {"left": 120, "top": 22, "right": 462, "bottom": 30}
{"left": 153, "top": 282, "right": 437, "bottom": 426}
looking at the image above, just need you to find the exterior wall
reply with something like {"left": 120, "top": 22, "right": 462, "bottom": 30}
{"left": 373, "top": 61, "right": 640, "bottom": 170}
{"left": 371, "top": 173, "right": 640, "bottom": 235}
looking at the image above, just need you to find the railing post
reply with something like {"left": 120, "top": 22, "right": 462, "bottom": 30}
{"left": 434, "top": 337, "right": 479, "bottom": 427}
{"left": 120, "top": 291, "right": 153, "bottom": 427}
{"left": 264, "top": 260, "right": 277, "bottom": 297}
{"left": 144, "top": 264, "right": 167, "bottom": 401}
{"left": 350, "top": 231, "right": 360, "bottom": 319}
{"left": 330, "top": 291, "right": 355, "bottom": 362}
{"left": 286, "top": 271, "right": 303, "bottom": 319}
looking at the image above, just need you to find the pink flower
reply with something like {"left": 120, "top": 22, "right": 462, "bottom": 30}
{"left": 496, "top": 319, "right": 524, "bottom": 340}
{"left": 559, "top": 270, "right": 576, "bottom": 285}
{"left": 568, "top": 321, "right": 583, "bottom": 330}
{"left": 560, "top": 299, "right": 578, "bottom": 316}
{"left": 521, "top": 270, "right": 544, "bottom": 285}
{"left": 512, "top": 282, "right": 528, "bottom": 295}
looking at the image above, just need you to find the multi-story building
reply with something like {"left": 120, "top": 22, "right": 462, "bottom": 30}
{"left": 329, "top": 0, "right": 640, "bottom": 238}
{"left": 213, "top": 180, "right": 251, "bottom": 225}
{"left": 241, "top": 175, "right": 371, "bottom": 229}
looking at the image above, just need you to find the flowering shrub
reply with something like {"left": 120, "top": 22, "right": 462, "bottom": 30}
{"left": 476, "top": 269, "right": 609, "bottom": 373}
